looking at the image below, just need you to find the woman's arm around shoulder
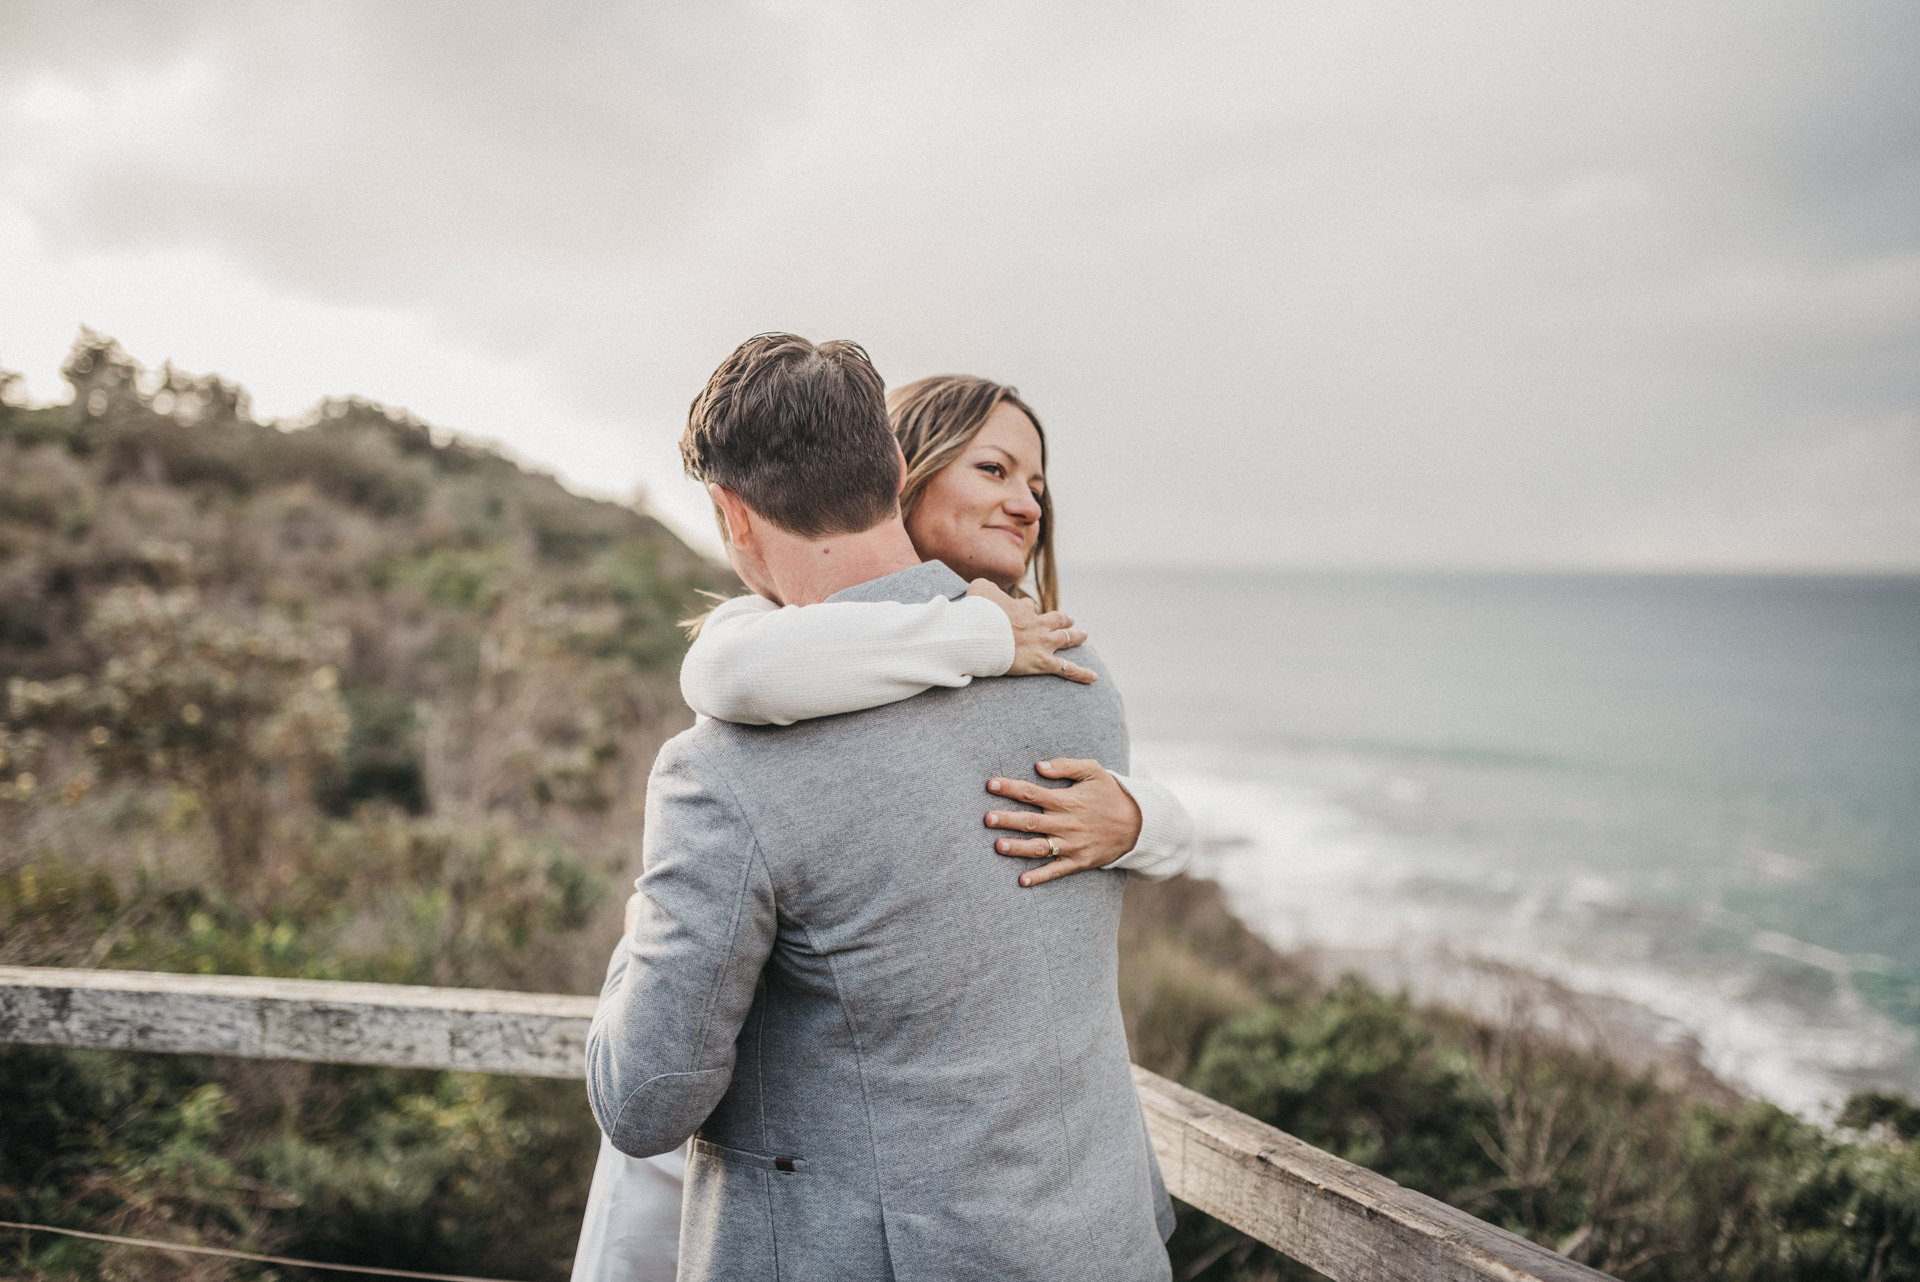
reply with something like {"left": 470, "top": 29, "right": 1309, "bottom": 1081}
{"left": 680, "top": 586, "right": 1094, "bottom": 726}
{"left": 679, "top": 592, "right": 1011, "bottom": 725}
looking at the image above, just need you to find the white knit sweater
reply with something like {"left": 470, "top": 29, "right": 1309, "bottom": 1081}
{"left": 679, "top": 592, "right": 1193, "bottom": 879}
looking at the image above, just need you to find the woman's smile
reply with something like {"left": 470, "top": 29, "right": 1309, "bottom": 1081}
{"left": 986, "top": 521, "right": 1028, "bottom": 546}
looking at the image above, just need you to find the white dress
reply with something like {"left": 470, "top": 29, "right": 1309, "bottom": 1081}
{"left": 568, "top": 590, "right": 1196, "bottom": 1282}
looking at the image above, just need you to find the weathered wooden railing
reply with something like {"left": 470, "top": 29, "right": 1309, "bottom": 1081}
{"left": 0, "top": 966, "right": 1613, "bottom": 1282}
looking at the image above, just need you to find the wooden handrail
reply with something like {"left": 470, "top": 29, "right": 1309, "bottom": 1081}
{"left": 0, "top": 965, "right": 597, "bottom": 1077}
{"left": 1133, "top": 1068, "right": 1614, "bottom": 1282}
{"left": 0, "top": 966, "right": 1615, "bottom": 1282}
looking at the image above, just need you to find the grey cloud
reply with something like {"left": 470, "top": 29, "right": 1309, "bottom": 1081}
{"left": 5, "top": 1, "right": 805, "bottom": 295}
{"left": 2, "top": 0, "right": 1915, "bottom": 569}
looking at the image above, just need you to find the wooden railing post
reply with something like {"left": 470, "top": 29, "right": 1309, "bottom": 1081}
{"left": 0, "top": 967, "right": 1616, "bottom": 1281}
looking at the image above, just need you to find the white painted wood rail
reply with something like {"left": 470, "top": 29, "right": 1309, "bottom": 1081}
{"left": 0, "top": 967, "right": 1616, "bottom": 1282}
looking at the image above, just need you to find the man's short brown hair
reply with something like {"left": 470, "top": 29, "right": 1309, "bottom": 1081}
{"left": 680, "top": 334, "right": 899, "bottom": 538}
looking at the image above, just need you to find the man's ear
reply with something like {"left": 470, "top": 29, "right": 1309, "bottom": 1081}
{"left": 895, "top": 442, "right": 909, "bottom": 495}
{"left": 708, "top": 483, "right": 752, "bottom": 550}
{"left": 708, "top": 482, "right": 780, "bottom": 603}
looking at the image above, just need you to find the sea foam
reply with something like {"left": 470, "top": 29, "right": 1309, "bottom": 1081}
{"left": 1139, "top": 741, "right": 1920, "bottom": 1118}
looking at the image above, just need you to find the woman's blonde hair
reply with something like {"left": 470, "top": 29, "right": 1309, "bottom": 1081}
{"left": 888, "top": 375, "right": 1058, "bottom": 613}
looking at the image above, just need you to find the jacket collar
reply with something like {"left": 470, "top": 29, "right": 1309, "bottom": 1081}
{"left": 826, "top": 560, "right": 968, "bottom": 606}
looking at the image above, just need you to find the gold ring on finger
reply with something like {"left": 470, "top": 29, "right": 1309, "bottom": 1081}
{"left": 1046, "top": 837, "right": 1061, "bottom": 859}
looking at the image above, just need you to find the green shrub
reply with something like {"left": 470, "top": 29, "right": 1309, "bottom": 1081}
{"left": 1194, "top": 982, "right": 1500, "bottom": 1194}
{"left": 317, "top": 682, "right": 428, "bottom": 816}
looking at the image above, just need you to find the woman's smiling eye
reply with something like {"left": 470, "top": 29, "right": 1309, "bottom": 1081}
{"left": 977, "top": 462, "right": 1005, "bottom": 478}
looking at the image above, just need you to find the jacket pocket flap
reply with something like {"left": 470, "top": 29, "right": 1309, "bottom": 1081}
{"left": 693, "top": 1137, "right": 807, "bottom": 1173}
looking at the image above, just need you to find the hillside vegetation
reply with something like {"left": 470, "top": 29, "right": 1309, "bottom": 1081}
{"left": 2, "top": 335, "right": 1916, "bottom": 1280}
{"left": 1, "top": 335, "right": 729, "bottom": 1279}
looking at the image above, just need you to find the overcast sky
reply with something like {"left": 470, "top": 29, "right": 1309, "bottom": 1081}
{"left": 2, "top": 0, "right": 1915, "bottom": 570}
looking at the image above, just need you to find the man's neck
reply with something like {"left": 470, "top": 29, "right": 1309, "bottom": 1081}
{"left": 762, "top": 518, "right": 923, "bottom": 606}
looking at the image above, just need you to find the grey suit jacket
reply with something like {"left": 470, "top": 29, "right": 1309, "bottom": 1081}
{"left": 586, "top": 561, "right": 1174, "bottom": 1282}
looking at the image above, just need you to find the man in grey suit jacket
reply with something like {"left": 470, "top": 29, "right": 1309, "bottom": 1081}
{"left": 586, "top": 334, "right": 1173, "bottom": 1281}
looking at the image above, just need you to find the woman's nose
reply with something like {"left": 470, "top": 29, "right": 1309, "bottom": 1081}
{"left": 1005, "top": 490, "right": 1042, "bottom": 522}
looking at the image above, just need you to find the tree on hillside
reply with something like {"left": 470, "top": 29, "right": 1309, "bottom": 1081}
{"left": 9, "top": 584, "right": 348, "bottom": 881}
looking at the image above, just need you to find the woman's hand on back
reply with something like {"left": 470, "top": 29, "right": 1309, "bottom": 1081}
{"left": 983, "top": 758, "right": 1144, "bottom": 886}
{"left": 965, "top": 579, "right": 1094, "bottom": 684}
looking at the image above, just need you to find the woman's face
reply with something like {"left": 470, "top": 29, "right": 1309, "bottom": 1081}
{"left": 906, "top": 402, "right": 1045, "bottom": 589}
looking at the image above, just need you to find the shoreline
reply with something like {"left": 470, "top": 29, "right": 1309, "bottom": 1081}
{"left": 1124, "top": 869, "right": 1920, "bottom": 1119}
{"left": 1284, "top": 940, "right": 1744, "bottom": 1107}
{"left": 1128, "top": 743, "right": 1920, "bottom": 1119}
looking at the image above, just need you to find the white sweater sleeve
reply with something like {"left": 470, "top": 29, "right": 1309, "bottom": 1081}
{"left": 680, "top": 593, "right": 1017, "bottom": 726}
{"left": 1107, "top": 772, "right": 1194, "bottom": 881}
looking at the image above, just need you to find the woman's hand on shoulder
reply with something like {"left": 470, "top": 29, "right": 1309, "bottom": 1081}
{"left": 965, "top": 579, "right": 1094, "bottom": 684}
{"left": 983, "top": 758, "right": 1143, "bottom": 886}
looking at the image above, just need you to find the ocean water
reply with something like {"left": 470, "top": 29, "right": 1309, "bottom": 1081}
{"left": 1068, "top": 569, "right": 1920, "bottom": 1114}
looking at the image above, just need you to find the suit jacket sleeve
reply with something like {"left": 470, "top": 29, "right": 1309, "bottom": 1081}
{"left": 585, "top": 732, "right": 776, "bottom": 1157}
